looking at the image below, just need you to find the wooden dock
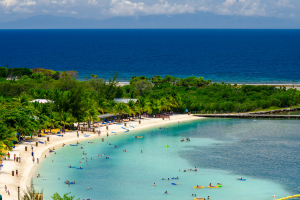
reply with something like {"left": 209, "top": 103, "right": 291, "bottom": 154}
{"left": 193, "top": 114, "right": 300, "bottom": 119}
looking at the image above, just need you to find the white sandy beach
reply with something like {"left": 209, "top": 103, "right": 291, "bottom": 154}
{"left": 0, "top": 114, "right": 203, "bottom": 200}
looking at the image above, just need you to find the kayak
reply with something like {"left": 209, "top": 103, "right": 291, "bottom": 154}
{"left": 237, "top": 179, "right": 246, "bottom": 181}
{"left": 208, "top": 185, "right": 219, "bottom": 188}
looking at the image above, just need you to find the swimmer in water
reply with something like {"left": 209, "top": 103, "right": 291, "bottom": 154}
{"left": 164, "top": 191, "right": 168, "bottom": 194}
{"left": 195, "top": 167, "right": 197, "bottom": 171}
{"left": 141, "top": 150, "right": 142, "bottom": 153}
{"left": 79, "top": 167, "right": 82, "bottom": 169}
{"left": 209, "top": 183, "right": 211, "bottom": 186}
{"left": 154, "top": 183, "right": 156, "bottom": 186}
{"left": 70, "top": 165, "right": 71, "bottom": 168}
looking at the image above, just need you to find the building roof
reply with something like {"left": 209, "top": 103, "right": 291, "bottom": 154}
{"left": 98, "top": 114, "right": 117, "bottom": 118}
{"left": 114, "top": 98, "right": 138, "bottom": 104}
{"left": 29, "top": 99, "right": 54, "bottom": 104}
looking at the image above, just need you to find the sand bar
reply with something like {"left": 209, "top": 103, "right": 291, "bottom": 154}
{"left": 0, "top": 114, "right": 203, "bottom": 199}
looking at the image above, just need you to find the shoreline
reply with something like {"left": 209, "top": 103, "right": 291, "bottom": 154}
{"left": 0, "top": 114, "right": 203, "bottom": 200}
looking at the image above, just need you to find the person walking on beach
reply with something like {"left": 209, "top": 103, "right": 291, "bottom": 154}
{"left": 77, "top": 130, "right": 79, "bottom": 138}
{"left": 33, "top": 156, "right": 35, "bottom": 164}
{"left": 37, "top": 158, "right": 39, "bottom": 164}
{"left": 8, "top": 152, "right": 10, "bottom": 159}
{"left": 14, "top": 154, "right": 16, "bottom": 161}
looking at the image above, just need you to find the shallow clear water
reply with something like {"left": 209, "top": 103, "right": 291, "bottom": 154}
{"left": 34, "top": 119, "right": 300, "bottom": 200}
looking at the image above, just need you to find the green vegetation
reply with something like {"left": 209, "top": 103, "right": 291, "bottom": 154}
{"left": 51, "top": 192, "right": 79, "bottom": 200}
{"left": 1, "top": 66, "right": 300, "bottom": 156}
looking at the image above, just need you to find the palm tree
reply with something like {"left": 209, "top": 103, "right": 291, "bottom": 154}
{"left": 98, "top": 99, "right": 110, "bottom": 114}
{"left": 114, "top": 102, "right": 129, "bottom": 122}
{"left": 0, "top": 123, "right": 17, "bottom": 155}
{"left": 137, "top": 98, "right": 151, "bottom": 118}
{"left": 14, "top": 117, "right": 36, "bottom": 140}
{"left": 58, "top": 111, "right": 73, "bottom": 132}
{"left": 149, "top": 99, "right": 161, "bottom": 114}
{"left": 91, "top": 74, "right": 95, "bottom": 79}
{"left": 23, "top": 179, "right": 43, "bottom": 200}
{"left": 127, "top": 100, "right": 138, "bottom": 117}
{"left": 48, "top": 113, "right": 61, "bottom": 133}
{"left": 36, "top": 114, "right": 50, "bottom": 134}
{"left": 85, "top": 106, "right": 100, "bottom": 128}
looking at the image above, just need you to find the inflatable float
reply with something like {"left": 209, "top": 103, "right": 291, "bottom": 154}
{"left": 237, "top": 179, "right": 246, "bottom": 181}
{"left": 135, "top": 136, "right": 143, "bottom": 138}
{"left": 194, "top": 198, "right": 205, "bottom": 200}
{"left": 164, "top": 145, "right": 169, "bottom": 148}
{"left": 193, "top": 186, "right": 204, "bottom": 189}
{"left": 64, "top": 181, "right": 75, "bottom": 184}
{"left": 70, "top": 144, "right": 78, "bottom": 146}
{"left": 208, "top": 185, "right": 219, "bottom": 188}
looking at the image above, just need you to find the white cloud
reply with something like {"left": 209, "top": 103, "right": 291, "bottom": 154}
{"left": 42, "top": 9, "right": 48, "bottom": 12}
{"left": 215, "top": 0, "right": 267, "bottom": 16}
{"left": 12, "top": 6, "right": 32, "bottom": 12}
{"left": 289, "top": 13, "right": 295, "bottom": 17}
{"left": 51, "top": 1, "right": 57, "bottom": 4}
{"left": 88, "top": 0, "right": 97, "bottom": 5}
{"left": 19, "top": 1, "right": 36, "bottom": 6}
{"left": 70, "top": 10, "right": 77, "bottom": 14}
{"left": 109, "top": 0, "right": 194, "bottom": 16}
{"left": 0, "top": 0, "right": 18, "bottom": 7}
{"left": 57, "top": 9, "right": 66, "bottom": 13}
{"left": 198, "top": 6, "right": 210, "bottom": 12}
{"left": 275, "top": 0, "right": 294, "bottom": 8}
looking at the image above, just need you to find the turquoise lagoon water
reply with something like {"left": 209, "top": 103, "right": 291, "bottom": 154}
{"left": 33, "top": 119, "right": 300, "bottom": 200}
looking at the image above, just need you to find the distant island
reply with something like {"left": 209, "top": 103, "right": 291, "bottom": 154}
{"left": 0, "top": 14, "right": 299, "bottom": 29}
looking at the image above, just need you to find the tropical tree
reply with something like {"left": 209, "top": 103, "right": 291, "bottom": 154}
{"left": 23, "top": 179, "right": 43, "bottom": 200}
{"left": 14, "top": 117, "right": 36, "bottom": 140}
{"left": 57, "top": 111, "right": 74, "bottom": 131}
{"left": 127, "top": 100, "right": 138, "bottom": 117}
{"left": 84, "top": 99, "right": 100, "bottom": 128}
{"left": 48, "top": 113, "right": 61, "bottom": 133}
{"left": 51, "top": 192, "right": 80, "bottom": 200}
{"left": 114, "top": 102, "right": 129, "bottom": 122}
{"left": 0, "top": 123, "right": 17, "bottom": 154}
{"left": 36, "top": 114, "right": 50, "bottom": 134}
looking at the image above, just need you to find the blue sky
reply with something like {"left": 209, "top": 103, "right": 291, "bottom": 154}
{"left": 0, "top": 0, "right": 299, "bottom": 23}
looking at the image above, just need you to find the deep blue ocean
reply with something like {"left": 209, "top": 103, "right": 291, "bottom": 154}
{"left": 1, "top": 29, "right": 300, "bottom": 83}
